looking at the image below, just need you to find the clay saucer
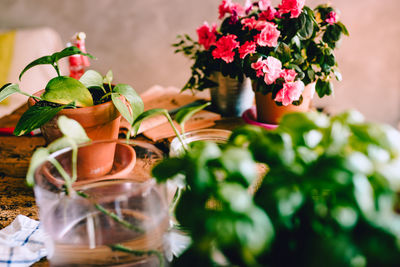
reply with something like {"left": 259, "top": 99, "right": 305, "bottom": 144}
{"left": 242, "top": 106, "right": 278, "bottom": 130}
{"left": 43, "top": 143, "right": 137, "bottom": 188}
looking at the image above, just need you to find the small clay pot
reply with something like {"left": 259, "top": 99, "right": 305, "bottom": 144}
{"left": 254, "top": 83, "right": 314, "bottom": 124}
{"left": 28, "top": 90, "right": 122, "bottom": 179}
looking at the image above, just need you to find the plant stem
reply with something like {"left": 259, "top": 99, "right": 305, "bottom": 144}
{"left": 110, "top": 244, "right": 165, "bottom": 267}
{"left": 53, "top": 62, "right": 61, "bottom": 77}
{"left": 70, "top": 141, "right": 78, "bottom": 183}
{"left": 77, "top": 191, "right": 144, "bottom": 233}
{"left": 19, "top": 91, "right": 41, "bottom": 101}
{"left": 48, "top": 157, "right": 73, "bottom": 195}
{"left": 163, "top": 111, "right": 188, "bottom": 152}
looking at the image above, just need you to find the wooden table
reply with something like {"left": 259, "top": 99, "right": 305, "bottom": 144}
{"left": 0, "top": 103, "right": 244, "bottom": 266}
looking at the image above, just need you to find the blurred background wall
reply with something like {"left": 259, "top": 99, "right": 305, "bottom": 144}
{"left": 0, "top": 0, "right": 399, "bottom": 126}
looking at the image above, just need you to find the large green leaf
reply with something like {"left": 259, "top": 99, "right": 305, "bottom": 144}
{"left": 0, "top": 83, "right": 20, "bottom": 102}
{"left": 13, "top": 105, "right": 65, "bottom": 136}
{"left": 297, "top": 12, "right": 314, "bottom": 40}
{"left": 26, "top": 147, "right": 50, "bottom": 187}
{"left": 113, "top": 84, "right": 144, "bottom": 122}
{"left": 175, "top": 102, "right": 211, "bottom": 132}
{"left": 79, "top": 70, "right": 104, "bottom": 89}
{"left": 57, "top": 115, "right": 90, "bottom": 144}
{"left": 131, "top": 108, "right": 167, "bottom": 136}
{"left": 112, "top": 93, "right": 133, "bottom": 124}
{"left": 42, "top": 76, "right": 93, "bottom": 107}
{"left": 19, "top": 56, "right": 53, "bottom": 80}
{"left": 53, "top": 46, "right": 95, "bottom": 63}
{"left": 19, "top": 46, "right": 95, "bottom": 80}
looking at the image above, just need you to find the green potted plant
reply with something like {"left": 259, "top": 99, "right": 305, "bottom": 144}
{"left": 0, "top": 46, "right": 144, "bottom": 178}
{"left": 174, "top": 0, "right": 348, "bottom": 123}
{"left": 153, "top": 110, "right": 400, "bottom": 266}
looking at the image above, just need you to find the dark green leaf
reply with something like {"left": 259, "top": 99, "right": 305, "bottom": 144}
{"left": 152, "top": 158, "right": 186, "bottom": 182}
{"left": 13, "top": 104, "right": 65, "bottom": 136}
{"left": 337, "top": 21, "right": 349, "bottom": 36}
{"left": 19, "top": 55, "right": 53, "bottom": 80}
{"left": 316, "top": 79, "right": 333, "bottom": 98}
{"left": 297, "top": 12, "right": 314, "bottom": 40}
{"left": 53, "top": 46, "right": 95, "bottom": 63}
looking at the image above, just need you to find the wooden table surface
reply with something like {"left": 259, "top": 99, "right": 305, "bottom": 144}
{"left": 0, "top": 103, "right": 244, "bottom": 266}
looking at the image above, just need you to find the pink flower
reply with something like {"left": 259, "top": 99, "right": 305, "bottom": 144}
{"left": 256, "top": 22, "right": 280, "bottom": 47}
{"left": 274, "top": 81, "right": 304, "bottom": 106}
{"left": 218, "top": 0, "right": 246, "bottom": 19}
{"left": 263, "top": 56, "right": 282, "bottom": 85}
{"left": 196, "top": 22, "right": 217, "bottom": 50}
{"left": 239, "top": 41, "right": 256, "bottom": 59}
{"left": 219, "top": 0, "right": 233, "bottom": 19}
{"left": 244, "top": 0, "right": 253, "bottom": 14}
{"left": 259, "top": 7, "right": 278, "bottom": 21}
{"left": 325, "top": 11, "right": 338, "bottom": 25}
{"left": 212, "top": 34, "right": 240, "bottom": 63}
{"left": 278, "top": 0, "right": 305, "bottom": 18}
{"left": 241, "top": 17, "right": 268, "bottom": 31}
{"left": 280, "top": 69, "right": 297, "bottom": 82}
{"left": 251, "top": 58, "right": 266, "bottom": 77}
{"left": 258, "top": 0, "right": 272, "bottom": 11}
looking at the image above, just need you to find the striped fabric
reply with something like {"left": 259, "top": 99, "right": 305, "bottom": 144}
{"left": 0, "top": 215, "right": 48, "bottom": 267}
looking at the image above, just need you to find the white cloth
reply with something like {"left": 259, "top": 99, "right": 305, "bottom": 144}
{"left": 0, "top": 215, "right": 48, "bottom": 267}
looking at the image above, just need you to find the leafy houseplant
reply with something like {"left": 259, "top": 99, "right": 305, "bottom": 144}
{"left": 174, "top": 0, "right": 348, "bottom": 121}
{"left": 0, "top": 46, "right": 144, "bottom": 141}
{"left": 153, "top": 110, "right": 400, "bottom": 266}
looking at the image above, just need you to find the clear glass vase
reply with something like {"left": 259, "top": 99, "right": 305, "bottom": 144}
{"left": 33, "top": 139, "right": 169, "bottom": 267}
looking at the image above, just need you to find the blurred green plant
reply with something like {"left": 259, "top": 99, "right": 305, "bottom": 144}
{"left": 153, "top": 110, "right": 400, "bottom": 266}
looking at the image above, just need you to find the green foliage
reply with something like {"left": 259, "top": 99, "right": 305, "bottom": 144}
{"left": 19, "top": 46, "right": 95, "bottom": 80}
{"left": 174, "top": 3, "right": 349, "bottom": 104}
{"left": 13, "top": 104, "right": 66, "bottom": 136}
{"left": 153, "top": 110, "right": 400, "bottom": 266}
{"left": 42, "top": 76, "right": 93, "bottom": 107}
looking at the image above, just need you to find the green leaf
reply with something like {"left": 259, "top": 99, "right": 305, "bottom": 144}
{"left": 152, "top": 158, "right": 186, "bottom": 182}
{"left": 42, "top": 76, "right": 93, "bottom": 107}
{"left": 103, "top": 70, "right": 113, "bottom": 85}
{"left": 316, "top": 79, "right": 333, "bottom": 98}
{"left": 0, "top": 83, "right": 21, "bottom": 102}
{"left": 57, "top": 115, "right": 90, "bottom": 144}
{"left": 113, "top": 84, "right": 144, "bottom": 122}
{"left": 19, "top": 46, "right": 95, "bottom": 80}
{"left": 52, "top": 46, "right": 95, "bottom": 63}
{"left": 297, "top": 12, "right": 314, "bottom": 40}
{"left": 337, "top": 21, "right": 349, "bottom": 36}
{"left": 13, "top": 104, "right": 65, "bottom": 136}
{"left": 26, "top": 147, "right": 50, "bottom": 187}
{"left": 112, "top": 93, "right": 133, "bottom": 124}
{"left": 175, "top": 102, "right": 211, "bottom": 132}
{"left": 131, "top": 108, "right": 167, "bottom": 136}
{"left": 79, "top": 70, "right": 104, "bottom": 88}
{"left": 19, "top": 55, "right": 53, "bottom": 80}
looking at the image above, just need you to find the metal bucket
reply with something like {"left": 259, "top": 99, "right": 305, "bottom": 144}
{"left": 210, "top": 73, "right": 254, "bottom": 117}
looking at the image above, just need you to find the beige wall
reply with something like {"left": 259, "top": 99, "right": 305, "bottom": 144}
{"left": 1, "top": 0, "right": 399, "bottom": 125}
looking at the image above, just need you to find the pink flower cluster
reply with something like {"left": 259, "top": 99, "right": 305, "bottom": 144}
{"left": 251, "top": 57, "right": 304, "bottom": 105}
{"left": 278, "top": 0, "right": 305, "bottom": 18}
{"left": 197, "top": 22, "right": 217, "bottom": 50}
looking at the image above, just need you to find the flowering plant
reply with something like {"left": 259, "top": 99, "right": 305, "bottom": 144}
{"left": 174, "top": 0, "right": 348, "bottom": 106}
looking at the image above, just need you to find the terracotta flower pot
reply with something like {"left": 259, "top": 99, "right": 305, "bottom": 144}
{"left": 28, "top": 90, "right": 122, "bottom": 178}
{"left": 254, "top": 82, "right": 315, "bottom": 124}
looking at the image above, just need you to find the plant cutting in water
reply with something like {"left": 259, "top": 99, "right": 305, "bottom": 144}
{"left": 174, "top": 0, "right": 348, "bottom": 106}
{"left": 26, "top": 100, "right": 210, "bottom": 265}
{"left": 152, "top": 110, "right": 400, "bottom": 266}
